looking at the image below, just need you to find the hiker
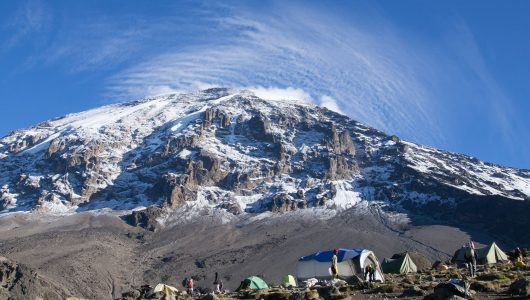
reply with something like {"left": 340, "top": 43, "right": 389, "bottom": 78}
{"left": 515, "top": 255, "right": 526, "bottom": 267}
{"left": 331, "top": 248, "right": 339, "bottom": 279}
{"left": 464, "top": 243, "right": 476, "bottom": 278}
{"left": 514, "top": 247, "right": 522, "bottom": 260}
{"left": 469, "top": 240, "right": 475, "bottom": 250}
{"left": 213, "top": 272, "right": 220, "bottom": 294}
{"left": 187, "top": 278, "right": 194, "bottom": 294}
{"left": 364, "top": 264, "right": 375, "bottom": 282}
{"left": 369, "top": 264, "right": 376, "bottom": 282}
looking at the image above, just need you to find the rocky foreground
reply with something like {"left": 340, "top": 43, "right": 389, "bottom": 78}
{"left": 117, "top": 258, "right": 530, "bottom": 300}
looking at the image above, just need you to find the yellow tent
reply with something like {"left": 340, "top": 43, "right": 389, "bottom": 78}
{"left": 153, "top": 283, "right": 179, "bottom": 296}
{"left": 282, "top": 275, "right": 297, "bottom": 287}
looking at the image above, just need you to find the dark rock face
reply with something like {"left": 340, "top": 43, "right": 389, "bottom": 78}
{"left": 271, "top": 193, "right": 306, "bottom": 213}
{"left": 123, "top": 206, "right": 163, "bottom": 231}
{"left": 246, "top": 113, "right": 274, "bottom": 142}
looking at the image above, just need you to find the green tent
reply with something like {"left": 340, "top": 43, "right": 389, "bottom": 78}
{"left": 451, "top": 247, "right": 467, "bottom": 265}
{"left": 452, "top": 242, "right": 508, "bottom": 265}
{"left": 282, "top": 275, "right": 297, "bottom": 287}
{"left": 237, "top": 276, "right": 269, "bottom": 291}
{"left": 381, "top": 253, "right": 417, "bottom": 274}
{"left": 476, "top": 242, "right": 509, "bottom": 264}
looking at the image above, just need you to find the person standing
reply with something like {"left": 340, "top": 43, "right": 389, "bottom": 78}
{"left": 187, "top": 278, "right": 194, "bottom": 295}
{"left": 364, "top": 264, "right": 375, "bottom": 282}
{"left": 464, "top": 243, "right": 477, "bottom": 278}
{"left": 369, "top": 264, "right": 376, "bottom": 282}
{"left": 213, "top": 272, "right": 220, "bottom": 294}
{"left": 514, "top": 247, "right": 522, "bottom": 261}
{"left": 331, "top": 249, "right": 339, "bottom": 279}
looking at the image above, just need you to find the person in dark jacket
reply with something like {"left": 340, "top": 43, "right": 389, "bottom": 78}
{"left": 213, "top": 272, "right": 220, "bottom": 294}
{"left": 364, "top": 264, "right": 375, "bottom": 282}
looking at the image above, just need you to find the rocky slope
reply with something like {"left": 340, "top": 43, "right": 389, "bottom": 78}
{"left": 0, "top": 88, "right": 529, "bottom": 244}
{"left": 0, "top": 256, "right": 67, "bottom": 299}
{"left": 120, "top": 256, "right": 530, "bottom": 300}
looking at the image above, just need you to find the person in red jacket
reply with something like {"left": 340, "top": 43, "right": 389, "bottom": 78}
{"left": 186, "top": 278, "right": 194, "bottom": 294}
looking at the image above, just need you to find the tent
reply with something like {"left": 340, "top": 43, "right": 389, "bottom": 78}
{"left": 452, "top": 242, "right": 508, "bottom": 265}
{"left": 476, "top": 242, "right": 509, "bottom": 264}
{"left": 237, "top": 276, "right": 269, "bottom": 291}
{"left": 297, "top": 248, "right": 384, "bottom": 282}
{"left": 452, "top": 247, "right": 468, "bottom": 265}
{"left": 282, "top": 275, "right": 297, "bottom": 287}
{"left": 381, "top": 253, "right": 417, "bottom": 274}
{"left": 152, "top": 283, "right": 179, "bottom": 297}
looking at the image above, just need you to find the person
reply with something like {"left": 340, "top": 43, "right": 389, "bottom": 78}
{"left": 331, "top": 248, "right": 339, "bottom": 279}
{"left": 369, "top": 264, "right": 376, "bottom": 282}
{"left": 187, "top": 278, "right": 194, "bottom": 295}
{"left": 514, "top": 247, "right": 522, "bottom": 260}
{"left": 469, "top": 240, "right": 475, "bottom": 250}
{"left": 515, "top": 255, "right": 526, "bottom": 267}
{"left": 464, "top": 243, "right": 476, "bottom": 278}
{"left": 213, "top": 272, "right": 220, "bottom": 294}
{"left": 364, "top": 264, "right": 375, "bottom": 282}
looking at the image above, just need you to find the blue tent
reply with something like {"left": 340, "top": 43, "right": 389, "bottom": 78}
{"left": 297, "top": 248, "right": 384, "bottom": 282}
{"left": 299, "top": 248, "right": 365, "bottom": 263}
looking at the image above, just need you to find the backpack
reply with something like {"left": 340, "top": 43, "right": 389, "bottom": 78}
{"left": 464, "top": 247, "right": 474, "bottom": 259}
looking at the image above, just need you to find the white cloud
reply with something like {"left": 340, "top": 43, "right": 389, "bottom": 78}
{"left": 247, "top": 86, "right": 313, "bottom": 103}
{"left": 320, "top": 95, "right": 342, "bottom": 113}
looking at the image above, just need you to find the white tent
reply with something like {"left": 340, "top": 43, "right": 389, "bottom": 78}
{"left": 297, "top": 248, "right": 384, "bottom": 282}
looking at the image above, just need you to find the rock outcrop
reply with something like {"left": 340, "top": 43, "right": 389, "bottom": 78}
{"left": 0, "top": 256, "right": 67, "bottom": 300}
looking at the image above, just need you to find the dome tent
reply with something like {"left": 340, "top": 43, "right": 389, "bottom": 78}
{"left": 297, "top": 248, "right": 384, "bottom": 282}
{"left": 237, "top": 276, "right": 268, "bottom": 291}
{"left": 152, "top": 284, "right": 178, "bottom": 297}
{"left": 282, "top": 275, "right": 297, "bottom": 287}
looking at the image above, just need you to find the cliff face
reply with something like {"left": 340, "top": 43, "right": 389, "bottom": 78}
{"left": 0, "top": 88, "right": 529, "bottom": 243}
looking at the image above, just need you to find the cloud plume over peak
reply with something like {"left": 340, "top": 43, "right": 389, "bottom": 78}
{"left": 107, "top": 2, "right": 443, "bottom": 146}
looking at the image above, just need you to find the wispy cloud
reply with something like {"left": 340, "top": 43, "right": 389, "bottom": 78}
{"left": 105, "top": 2, "right": 444, "bottom": 146}
{"left": 440, "top": 21, "right": 530, "bottom": 165}
{"left": 3, "top": 1, "right": 526, "bottom": 167}
{"left": 1, "top": 0, "right": 51, "bottom": 50}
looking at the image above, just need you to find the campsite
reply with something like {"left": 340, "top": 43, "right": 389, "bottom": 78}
{"left": 116, "top": 243, "right": 530, "bottom": 300}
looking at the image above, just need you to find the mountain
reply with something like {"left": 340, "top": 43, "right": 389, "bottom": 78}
{"left": 0, "top": 88, "right": 529, "bottom": 244}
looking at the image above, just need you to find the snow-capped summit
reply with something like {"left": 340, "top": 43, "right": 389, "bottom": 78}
{"left": 0, "top": 88, "right": 529, "bottom": 241}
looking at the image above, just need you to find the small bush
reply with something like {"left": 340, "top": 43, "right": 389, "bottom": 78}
{"left": 477, "top": 273, "right": 509, "bottom": 281}
{"left": 372, "top": 283, "right": 403, "bottom": 294}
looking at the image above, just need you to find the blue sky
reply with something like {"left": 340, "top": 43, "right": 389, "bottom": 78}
{"left": 0, "top": 0, "right": 529, "bottom": 169}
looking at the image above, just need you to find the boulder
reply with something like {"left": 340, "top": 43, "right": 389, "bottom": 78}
{"left": 401, "top": 285, "right": 426, "bottom": 297}
{"left": 430, "top": 280, "right": 472, "bottom": 300}
{"left": 123, "top": 206, "right": 163, "bottom": 231}
{"left": 508, "top": 278, "right": 530, "bottom": 296}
